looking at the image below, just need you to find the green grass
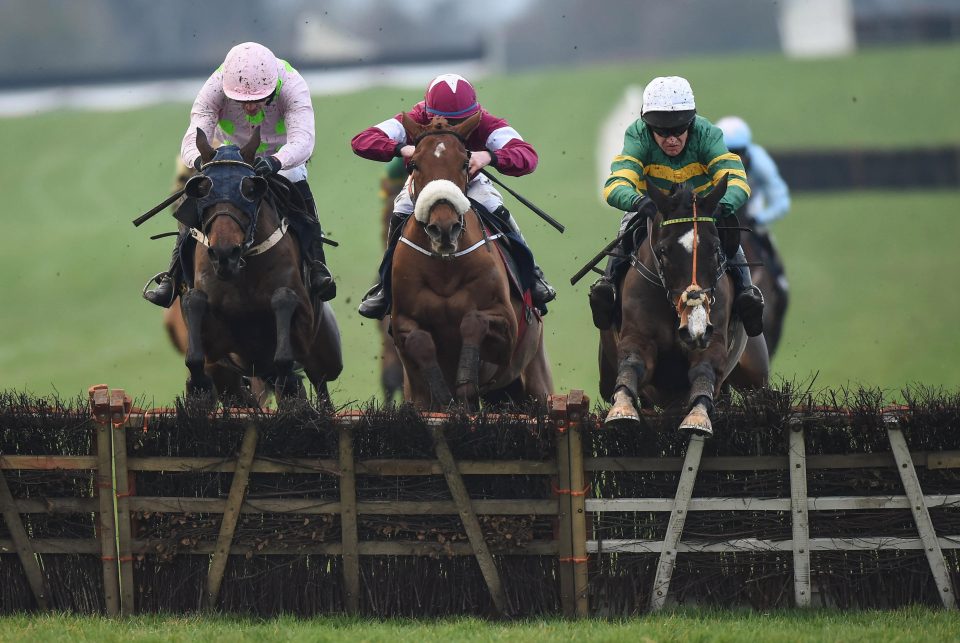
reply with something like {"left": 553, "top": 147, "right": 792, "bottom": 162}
{"left": 1, "top": 608, "right": 959, "bottom": 642}
{"left": 1, "top": 43, "right": 959, "bottom": 405}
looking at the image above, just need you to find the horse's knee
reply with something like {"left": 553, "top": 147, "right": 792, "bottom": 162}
{"left": 271, "top": 287, "right": 299, "bottom": 315}
{"left": 460, "top": 311, "right": 489, "bottom": 344}
{"left": 403, "top": 329, "right": 437, "bottom": 366}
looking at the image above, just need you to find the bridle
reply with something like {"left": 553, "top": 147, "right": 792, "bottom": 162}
{"left": 398, "top": 128, "right": 502, "bottom": 260}
{"left": 632, "top": 194, "right": 727, "bottom": 317}
{"left": 189, "top": 159, "right": 289, "bottom": 259}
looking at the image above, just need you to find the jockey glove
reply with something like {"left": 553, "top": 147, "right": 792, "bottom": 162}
{"left": 254, "top": 155, "right": 282, "bottom": 176}
{"left": 632, "top": 195, "right": 657, "bottom": 219}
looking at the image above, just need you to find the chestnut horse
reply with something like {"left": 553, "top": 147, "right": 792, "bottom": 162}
{"left": 179, "top": 128, "right": 342, "bottom": 402}
{"left": 600, "top": 176, "right": 768, "bottom": 435}
{"left": 390, "top": 113, "right": 553, "bottom": 408}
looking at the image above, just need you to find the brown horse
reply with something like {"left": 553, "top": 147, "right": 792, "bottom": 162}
{"left": 179, "top": 128, "right": 342, "bottom": 402}
{"left": 162, "top": 157, "right": 270, "bottom": 403}
{"left": 600, "top": 176, "right": 768, "bottom": 435}
{"left": 740, "top": 218, "right": 789, "bottom": 360}
{"left": 390, "top": 113, "right": 553, "bottom": 408}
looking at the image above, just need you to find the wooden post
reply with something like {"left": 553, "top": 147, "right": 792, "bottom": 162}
{"left": 0, "top": 470, "right": 49, "bottom": 610}
{"left": 89, "top": 385, "right": 120, "bottom": 617}
{"left": 338, "top": 424, "right": 360, "bottom": 615}
{"left": 109, "top": 389, "right": 136, "bottom": 615}
{"left": 550, "top": 394, "right": 575, "bottom": 616}
{"left": 788, "top": 425, "right": 811, "bottom": 607}
{"left": 205, "top": 424, "right": 259, "bottom": 609}
{"left": 565, "top": 390, "right": 590, "bottom": 617}
{"left": 650, "top": 434, "right": 705, "bottom": 611}
{"left": 431, "top": 423, "right": 509, "bottom": 616}
{"left": 887, "top": 423, "right": 957, "bottom": 609}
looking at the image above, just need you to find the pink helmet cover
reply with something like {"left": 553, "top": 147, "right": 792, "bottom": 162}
{"left": 222, "top": 42, "right": 278, "bottom": 101}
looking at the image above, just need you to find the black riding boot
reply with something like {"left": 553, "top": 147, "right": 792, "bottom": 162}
{"left": 496, "top": 207, "right": 556, "bottom": 312}
{"left": 294, "top": 181, "right": 336, "bottom": 302}
{"left": 728, "top": 245, "right": 765, "bottom": 337}
{"left": 142, "top": 236, "right": 185, "bottom": 308}
{"left": 358, "top": 213, "right": 405, "bottom": 320}
{"left": 588, "top": 210, "right": 645, "bottom": 330}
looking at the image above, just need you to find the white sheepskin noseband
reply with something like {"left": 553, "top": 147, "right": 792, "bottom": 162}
{"left": 414, "top": 179, "right": 471, "bottom": 223}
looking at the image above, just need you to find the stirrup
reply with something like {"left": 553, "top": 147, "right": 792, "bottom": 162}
{"left": 142, "top": 272, "right": 176, "bottom": 308}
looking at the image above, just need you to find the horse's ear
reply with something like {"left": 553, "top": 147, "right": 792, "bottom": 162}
{"left": 240, "top": 127, "right": 261, "bottom": 164}
{"left": 196, "top": 127, "right": 215, "bottom": 163}
{"left": 402, "top": 112, "right": 423, "bottom": 144}
{"left": 701, "top": 172, "right": 730, "bottom": 215}
{"left": 451, "top": 111, "right": 482, "bottom": 139}
{"left": 184, "top": 174, "right": 212, "bottom": 199}
{"left": 240, "top": 176, "right": 268, "bottom": 202}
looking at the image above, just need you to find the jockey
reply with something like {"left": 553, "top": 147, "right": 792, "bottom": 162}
{"left": 716, "top": 116, "right": 791, "bottom": 226}
{"left": 350, "top": 73, "right": 556, "bottom": 320}
{"left": 143, "top": 42, "right": 335, "bottom": 307}
{"left": 588, "top": 76, "right": 765, "bottom": 336}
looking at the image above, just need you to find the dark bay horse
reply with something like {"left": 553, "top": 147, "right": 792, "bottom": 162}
{"left": 390, "top": 113, "right": 553, "bottom": 408}
{"left": 179, "top": 128, "right": 342, "bottom": 403}
{"left": 600, "top": 176, "right": 768, "bottom": 435}
{"left": 740, "top": 217, "right": 789, "bottom": 360}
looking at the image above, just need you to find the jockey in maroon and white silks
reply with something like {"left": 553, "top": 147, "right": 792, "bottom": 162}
{"left": 350, "top": 73, "right": 555, "bottom": 320}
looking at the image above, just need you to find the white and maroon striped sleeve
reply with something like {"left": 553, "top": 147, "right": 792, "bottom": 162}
{"left": 351, "top": 112, "right": 408, "bottom": 161}
{"left": 479, "top": 113, "right": 538, "bottom": 177}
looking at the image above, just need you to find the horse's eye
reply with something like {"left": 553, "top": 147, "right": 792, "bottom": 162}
{"left": 406, "top": 161, "right": 417, "bottom": 174}
{"left": 462, "top": 160, "right": 469, "bottom": 171}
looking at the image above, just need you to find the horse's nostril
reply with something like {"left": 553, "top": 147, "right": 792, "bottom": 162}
{"left": 426, "top": 224, "right": 440, "bottom": 238}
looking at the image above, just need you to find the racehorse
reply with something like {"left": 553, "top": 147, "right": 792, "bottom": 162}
{"left": 179, "top": 127, "right": 342, "bottom": 403}
{"left": 600, "top": 175, "right": 769, "bottom": 435}
{"left": 390, "top": 113, "right": 553, "bottom": 408}
{"left": 739, "top": 215, "right": 789, "bottom": 359}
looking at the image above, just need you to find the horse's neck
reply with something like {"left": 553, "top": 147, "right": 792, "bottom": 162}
{"left": 254, "top": 204, "right": 282, "bottom": 241}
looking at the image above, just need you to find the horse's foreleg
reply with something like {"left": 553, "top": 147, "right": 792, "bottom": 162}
{"left": 680, "top": 361, "right": 719, "bottom": 436}
{"left": 271, "top": 287, "right": 303, "bottom": 399}
{"left": 606, "top": 352, "right": 647, "bottom": 427}
{"left": 455, "top": 311, "right": 491, "bottom": 405}
{"left": 402, "top": 328, "right": 452, "bottom": 407}
{"left": 181, "top": 289, "right": 213, "bottom": 395}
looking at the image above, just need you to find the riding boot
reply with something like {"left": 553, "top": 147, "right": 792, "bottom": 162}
{"left": 359, "top": 212, "right": 406, "bottom": 320}
{"left": 496, "top": 207, "right": 557, "bottom": 312}
{"left": 142, "top": 236, "right": 185, "bottom": 308}
{"left": 728, "top": 245, "right": 765, "bottom": 337}
{"left": 588, "top": 210, "right": 645, "bottom": 330}
{"left": 293, "top": 180, "right": 337, "bottom": 302}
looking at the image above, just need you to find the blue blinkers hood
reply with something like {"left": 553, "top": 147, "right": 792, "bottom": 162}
{"left": 194, "top": 145, "right": 261, "bottom": 220}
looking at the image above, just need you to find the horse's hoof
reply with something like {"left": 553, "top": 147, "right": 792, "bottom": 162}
{"left": 679, "top": 407, "right": 713, "bottom": 436}
{"left": 605, "top": 406, "right": 641, "bottom": 428}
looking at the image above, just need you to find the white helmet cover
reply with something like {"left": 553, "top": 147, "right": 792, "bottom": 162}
{"left": 641, "top": 76, "right": 696, "bottom": 115}
{"left": 717, "top": 116, "right": 752, "bottom": 149}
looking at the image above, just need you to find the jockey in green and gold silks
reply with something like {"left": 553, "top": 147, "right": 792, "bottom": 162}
{"left": 603, "top": 115, "right": 750, "bottom": 215}
{"left": 589, "top": 75, "right": 764, "bottom": 337}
